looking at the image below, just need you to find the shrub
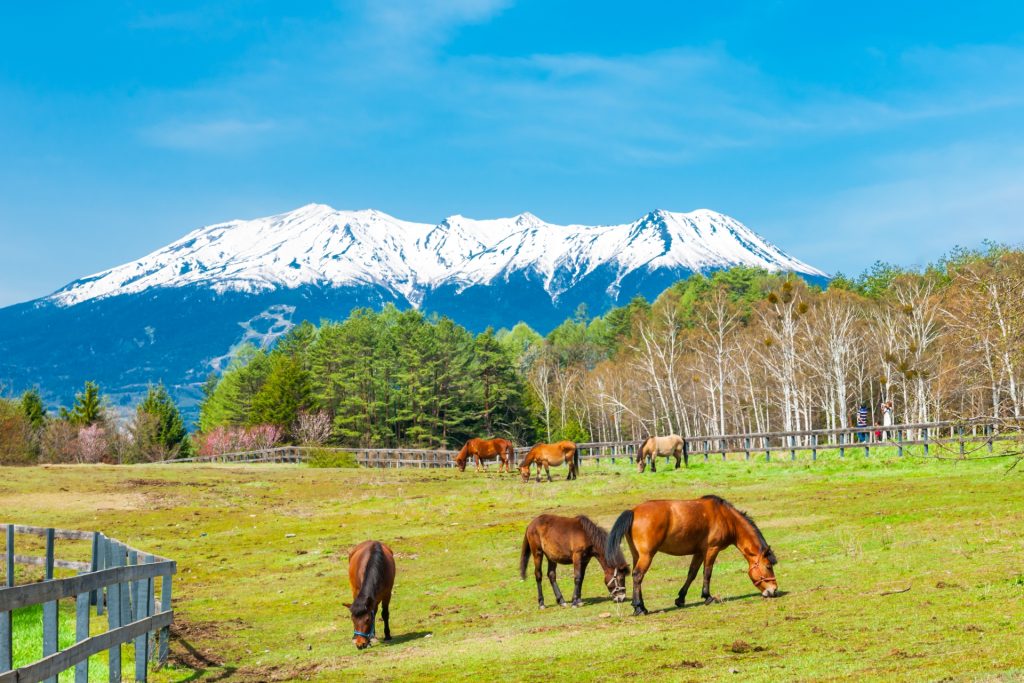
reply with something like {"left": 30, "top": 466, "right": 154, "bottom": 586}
{"left": 306, "top": 448, "right": 359, "bottom": 468}
{"left": 0, "top": 399, "right": 36, "bottom": 465}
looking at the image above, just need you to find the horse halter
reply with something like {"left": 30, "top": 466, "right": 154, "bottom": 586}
{"left": 353, "top": 623, "right": 375, "bottom": 640}
{"left": 748, "top": 558, "right": 774, "bottom": 586}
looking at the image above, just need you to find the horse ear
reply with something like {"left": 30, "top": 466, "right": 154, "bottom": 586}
{"left": 342, "top": 602, "right": 352, "bottom": 609}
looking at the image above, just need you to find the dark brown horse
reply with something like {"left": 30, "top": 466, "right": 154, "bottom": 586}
{"left": 518, "top": 441, "right": 579, "bottom": 482}
{"left": 454, "top": 437, "right": 515, "bottom": 473}
{"left": 637, "top": 434, "right": 688, "bottom": 472}
{"left": 519, "top": 514, "right": 629, "bottom": 608}
{"left": 607, "top": 495, "right": 778, "bottom": 615}
{"left": 344, "top": 540, "right": 396, "bottom": 649}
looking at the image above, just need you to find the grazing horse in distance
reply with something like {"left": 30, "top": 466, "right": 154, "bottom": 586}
{"left": 519, "top": 514, "right": 628, "bottom": 608}
{"left": 607, "top": 495, "right": 778, "bottom": 615}
{"left": 519, "top": 441, "right": 579, "bottom": 482}
{"left": 638, "top": 435, "right": 688, "bottom": 472}
{"left": 345, "top": 540, "right": 396, "bottom": 649}
{"left": 454, "top": 438, "right": 515, "bottom": 473}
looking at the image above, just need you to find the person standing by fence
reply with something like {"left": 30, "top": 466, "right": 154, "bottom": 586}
{"left": 856, "top": 403, "right": 869, "bottom": 443}
{"left": 880, "top": 400, "right": 894, "bottom": 440}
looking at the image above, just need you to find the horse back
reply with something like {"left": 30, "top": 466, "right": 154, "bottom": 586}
{"left": 527, "top": 514, "right": 586, "bottom": 563}
{"left": 348, "top": 540, "right": 396, "bottom": 600}
{"left": 632, "top": 499, "right": 722, "bottom": 556}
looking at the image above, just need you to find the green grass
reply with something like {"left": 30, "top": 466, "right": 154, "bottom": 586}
{"left": 1, "top": 453, "right": 1022, "bottom": 681}
{"left": 12, "top": 602, "right": 120, "bottom": 682}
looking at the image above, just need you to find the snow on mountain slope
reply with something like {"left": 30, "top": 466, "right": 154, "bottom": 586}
{"left": 49, "top": 204, "right": 827, "bottom": 307}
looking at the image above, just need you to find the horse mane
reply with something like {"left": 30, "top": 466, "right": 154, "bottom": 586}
{"left": 700, "top": 495, "right": 777, "bottom": 565}
{"left": 577, "top": 516, "right": 625, "bottom": 567}
{"left": 351, "top": 542, "right": 388, "bottom": 617}
{"left": 639, "top": 436, "right": 652, "bottom": 452}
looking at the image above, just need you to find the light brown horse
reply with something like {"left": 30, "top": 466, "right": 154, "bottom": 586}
{"left": 607, "top": 495, "right": 778, "bottom": 615}
{"left": 638, "top": 434, "right": 688, "bottom": 472}
{"left": 454, "top": 437, "right": 515, "bottom": 473}
{"left": 519, "top": 441, "right": 579, "bottom": 482}
{"left": 344, "top": 540, "right": 396, "bottom": 649}
{"left": 519, "top": 514, "right": 628, "bottom": 608}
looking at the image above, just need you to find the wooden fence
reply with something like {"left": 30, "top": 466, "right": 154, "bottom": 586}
{"left": 0, "top": 525, "right": 175, "bottom": 683}
{"left": 169, "top": 417, "right": 1022, "bottom": 468}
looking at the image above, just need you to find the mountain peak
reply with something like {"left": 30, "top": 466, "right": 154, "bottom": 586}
{"left": 44, "top": 205, "right": 827, "bottom": 307}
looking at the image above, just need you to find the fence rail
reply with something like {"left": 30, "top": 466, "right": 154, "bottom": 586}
{"left": 167, "top": 417, "right": 1022, "bottom": 469}
{"left": 1, "top": 524, "right": 175, "bottom": 683}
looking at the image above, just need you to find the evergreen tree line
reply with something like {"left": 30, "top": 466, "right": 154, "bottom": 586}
{"left": 197, "top": 307, "right": 535, "bottom": 449}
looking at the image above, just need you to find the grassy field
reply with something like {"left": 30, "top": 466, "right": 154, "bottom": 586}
{"left": 2, "top": 453, "right": 1023, "bottom": 682}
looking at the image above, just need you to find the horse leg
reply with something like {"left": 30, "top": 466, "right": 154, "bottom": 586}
{"left": 674, "top": 447, "right": 682, "bottom": 470}
{"left": 545, "top": 463, "right": 552, "bottom": 482}
{"left": 631, "top": 552, "right": 654, "bottom": 615}
{"left": 570, "top": 553, "right": 587, "bottom": 607}
{"left": 547, "top": 558, "right": 566, "bottom": 606}
{"left": 535, "top": 462, "right": 542, "bottom": 483}
{"left": 533, "top": 551, "right": 546, "bottom": 608}
{"left": 650, "top": 454, "right": 657, "bottom": 472}
{"left": 701, "top": 546, "right": 723, "bottom": 604}
{"left": 382, "top": 597, "right": 392, "bottom": 641}
{"left": 675, "top": 553, "right": 703, "bottom": 607}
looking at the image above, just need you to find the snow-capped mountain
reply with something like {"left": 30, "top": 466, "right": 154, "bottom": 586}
{"left": 0, "top": 204, "right": 826, "bottom": 420}
{"left": 50, "top": 204, "right": 825, "bottom": 308}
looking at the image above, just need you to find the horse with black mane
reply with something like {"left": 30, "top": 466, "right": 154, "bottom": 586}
{"left": 637, "top": 434, "right": 688, "bottom": 472}
{"left": 345, "top": 540, "right": 396, "bottom": 649}
{"left": 519, "top": 514, "right": 628, "bottom": 608}
{"left": 454, "top": 437, "right": 515, "bottom": 473}
{"left": 519, "top": 441, "right": 579, "bottom": 482}
{"left": 607, "top": 495, "right": 778, "bottom": 615}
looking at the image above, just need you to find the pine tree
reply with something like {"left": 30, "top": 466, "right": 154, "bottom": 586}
{"left": 68, "top": 381, "right": 105, "bottom": 426}
{"left": 137, "top": 384, "right": 191, "bottom": 458}
{"left": 249, "top": 353, "right": 311, "bottom": 434}
{"left": 20, "top": 389, "right": 46, "bottom": 429}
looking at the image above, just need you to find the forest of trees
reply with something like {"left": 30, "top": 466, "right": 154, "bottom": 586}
{"left": 1, "top": 243, "right": 1022, "bottom": 462}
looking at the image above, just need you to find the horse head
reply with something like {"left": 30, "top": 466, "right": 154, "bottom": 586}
{"left": 346, "top": 603, "right": 375, "bottom": 649}
{"left": 747, "top": 547, "right": 778, "bottom": 598}
{"left": 603, "top": 563, "right": 629, "bottom": 602}
{"left": 519, "top": 463, "right": 532, "bottom": 482}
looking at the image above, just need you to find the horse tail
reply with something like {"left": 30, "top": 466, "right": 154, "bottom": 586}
{"left": 572, "top": 444, "right": 580, "bottom": 477}
{"left": 682, "top": 438, "right": 689, "bottom": 468}
{"left": 519, "top": 533, "right": 531, "bottom": 580}
{"left": 606, "top": 509, "right": 634, "bottom": 565}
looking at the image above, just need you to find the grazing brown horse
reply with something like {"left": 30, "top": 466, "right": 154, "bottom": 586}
{"left": 607, "top": 495, "right": 778, "bottom": 615}
{"left": 637, "top": 434, "right": 688, "bottom": 472}
{"left": 454, "top": 437, "right": 515, "bottom": 473}
{"left": 519, "top": 441, "right": 579, "bottom": 482}
{"left": 519, "top": 514, "right": 629, "bottom": 608}
{"left": 345, "top": 540, "right": 396, "bottom": 649}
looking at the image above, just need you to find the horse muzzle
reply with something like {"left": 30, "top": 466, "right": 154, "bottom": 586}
{"left": 761, "top": 586, "right": 778, "bottom": 598}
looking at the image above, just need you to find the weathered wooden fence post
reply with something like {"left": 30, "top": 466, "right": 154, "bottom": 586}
{"left": 43, "top": 527, "right": 58, "bottom": 683}
{"left": 986, "top": 423, "right": 993, "bottom": 454}
{"left": 923, "top": 427, "right": 929, "bottom": 457}
{"left": 75, "top": 573, "right": 91, "bottom": 683}
{"left": 1, "top": 524, "right": 12, "bottom": 674}
{"left": 811, "top": 433, "right": 818, "bottom": 461}
{"left": 744, "top": 437, "right": 750, "bottom": 461}
{"left": 108, "top": 540, "right": 123, "bottom": 683}
{"left": 839, "top": 432, "right": 845, "bottom": 459}
{"left": 789, "top": 435, "right": 796, "bottom": 461}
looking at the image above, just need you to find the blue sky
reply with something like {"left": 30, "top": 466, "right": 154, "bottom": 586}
{"left": 2, "top": 1, "right": 1024, "bottom": 306}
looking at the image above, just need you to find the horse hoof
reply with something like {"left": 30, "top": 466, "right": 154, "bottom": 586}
{"left": 674, "top": 597, "right": 685, "bottom": 608}
{"left": 571, "top": 600, "right": 582, "bottom": 608}
{"left": 704, "top": 596, "right": 721, "bottom": 605}
{"left": 632, "top": 607, "right": 649, "bottom": 616}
